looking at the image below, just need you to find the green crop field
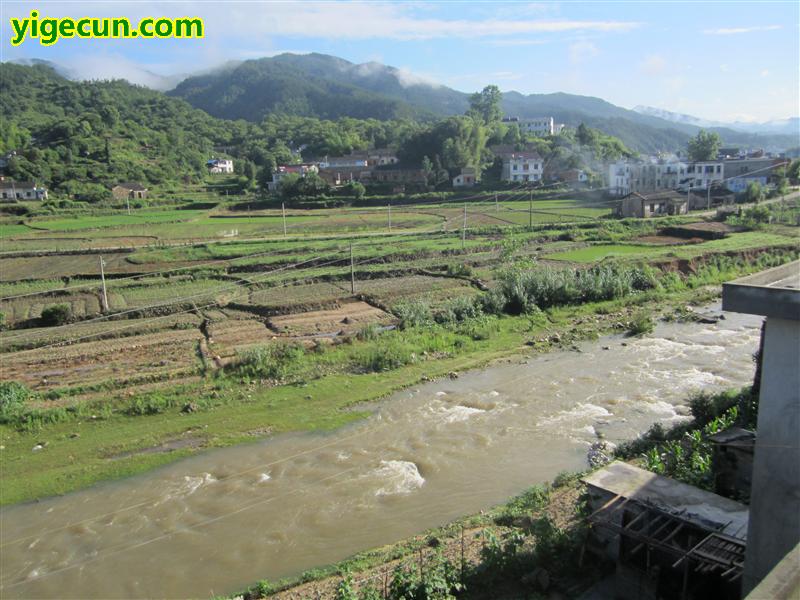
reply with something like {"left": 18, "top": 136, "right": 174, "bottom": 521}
{"left": 547, "top": 243, "right": 666, "bottom": 262}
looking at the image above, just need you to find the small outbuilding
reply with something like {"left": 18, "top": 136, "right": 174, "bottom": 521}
{"left": 617, "top": 191, "right": 688, "bottom": 218}
{"left": 112, "top": 183, "right": 148, "bottom": 200}
{"left": 584, "top": 461, "right": 749, "bottom": 600}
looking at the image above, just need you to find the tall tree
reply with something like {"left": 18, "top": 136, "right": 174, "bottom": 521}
{"left": 687, "top": 130, "right": 722, "bottom": 161}
{"left": 468, "top": 85, "right": 502, "bottom": 125}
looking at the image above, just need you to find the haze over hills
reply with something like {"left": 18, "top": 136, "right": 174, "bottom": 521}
{"left": 633, "top": 105, "right": 800, "bottom": 137}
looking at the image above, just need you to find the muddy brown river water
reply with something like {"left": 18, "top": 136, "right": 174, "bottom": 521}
{"left": 0, "top": 306, "right": 762, "bottom": 599}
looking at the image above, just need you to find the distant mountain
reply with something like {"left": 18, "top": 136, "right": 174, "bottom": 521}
{"left": 11, "top": 53, "right": 795, "bottom": 154}
{"left": 633, "top": 105, "right": 800, "bottom": 137}
{"left": 168, "top": 53, "right": 797, "bottom": 154}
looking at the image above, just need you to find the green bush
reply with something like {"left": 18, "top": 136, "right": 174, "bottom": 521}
{"left": 435, "top": 297, "right": 482, "bottom": 324}
{"left": 394, "top": 300, "right": 432, "bottom": 330}
{"left": 489, "top": 264, "right": 657, "bottom": 315}
{"left": 355, "top": 323, "right": 382, "bottom": 341}
{"left": 229, "top": 342, "right": 306, "bottom": 380}
{"left": 0, "top": 381, "right": 31, "bottom": 423}
{"left": 40, "top": 303, "right": 72, "bottom": 326}
{"left": 627, "top": 313, "right": 654, "bottom": 336}
{"left": 358, "top": 338, "right": 417, "bottom": 372}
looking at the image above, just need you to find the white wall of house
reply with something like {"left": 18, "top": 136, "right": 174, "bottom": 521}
{"left": 501, "top": 155, "right": 543, "bottom": 183}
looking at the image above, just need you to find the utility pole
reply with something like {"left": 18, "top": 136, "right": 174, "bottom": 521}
{"left": 126, "top": 195, "right": 131, "bottom": 216}
{"left": 495, "top": 193, "right": 499, "bottom": 212}
{"left": 349, "top": 243, "right": 356, "bottom": 294}
{"left": 462, "top": 203, "right": 467, "bottom": 249}
{"left": 282, "top": 202, "right": 287, "bottom": 238}
{"left": 529, "top": 188, "right": 533, "bottom": 230}
{"left": 99, "top": 256, "right": 109, "bottom": 312}
{"left": 388, "top": 203, "right": 392, "bottom": 232}
{"left": 706, "top": 182, "right": 712, "bottom": 211}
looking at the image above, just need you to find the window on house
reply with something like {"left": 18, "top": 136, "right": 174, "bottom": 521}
{"left": 513, "top": 164, "right": 518, "bottom": 171}
{"left": 523, "top": 163, "right": 529, "bottom": 171}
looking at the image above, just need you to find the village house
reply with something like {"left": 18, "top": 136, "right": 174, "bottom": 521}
{"left": 316, "top": 154, "right": 369, "bottom": 169}
{"left": 558, "top": 168, "right": 589, "bottom": 185}
{"left": 207, "top": 158, "right": 234, "bottom": 174}
{"left": 608, "top": 159, "right": 725, "bottom": 197}
{"left": 501, "top": 152, "right": 543, "bottom": 183}
{"left": 452, "top": 167, "right": 478, "bottom": 188}
{"left": 501, "top": 116, "right": 564, "bottom": 136}
{"left": 370, "top": 166, "right": 427, "bottom": 185}
{"left": 266, "top": 164, "right": 319, "bottom": 192}
{"left": 616, "top": 190, "right": 688, "bottom": 218}
{"left": 206, "top": 158, "right": 234, "bottom": 174}
{"left": 111, "top": 183, "right": 148, "bottom": 200}
{"left": 367, "top": 149, "right": 400, "bottom": 167}
{"left": 722, "top": 157, "right": 784, "bottom": 193}
{"left": 0, "top": 179, "right": 48, "bottom": 201}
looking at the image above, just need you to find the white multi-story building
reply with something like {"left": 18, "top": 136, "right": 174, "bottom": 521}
{"left": 608, "top": 159, "right": 725, "bottom": 196}
{"left": 501, "top": 152, "right": 543, "bottom": 183}
{"left": 502, "top": 117, "right": 562, "bottom": 137}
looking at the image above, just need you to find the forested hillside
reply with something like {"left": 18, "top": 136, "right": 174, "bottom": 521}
{"left": 0, "top": 63, "right": 420, "bottom": 197}
{"left": 169, "top": 53, "right": 797, "bottom": 154}
{"left": 0, "top": 63, "right": 635, "bottom": 199}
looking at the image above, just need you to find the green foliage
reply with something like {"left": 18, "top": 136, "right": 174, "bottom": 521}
{"left": 445, "top": 262, "right": 473, "bottom": 277}
{"left": 435, "top": 297, "right": 482, "bottom": 324}
{"left": 386, "top": 550, "right": 463, "bottom": 600}
{"left": 344, "top": 180, "right": 366, "bottom": 200}
{"left": 687, "top": 129, "right": 722, "bottom": 161}
{"left": 494, "top": 485, "right": 550, "bottom": 525}
{"left": 394, "top": 300, "right": 433, "bottom": 329}
{"left": 357, "top": 338, "right": 417, "bottom": 372}
{"left": 627, "top": 313, "right": 654, "bottom": 336}
{"left": 335, "top": 572, "right": 358, "bottom": 600}
{"left": 40, "top": 303, "right": 72, "bottom": 326}
{"left": 742, "top": 181, "right": 765, "bottom": 204}
{"left": 228, "top": 342, "right": 306, "bottom": 380}
{"left": 643, "top": 407, "right": 739, "bottom": 490}
{"left": 468, "top": 85, "right": 502, "bottom": 125}
{"left": 487, "top": 264, "right": 656, "bottom": 315}
{"left": 0, "top": 381, "right": 31, "bottom": 423}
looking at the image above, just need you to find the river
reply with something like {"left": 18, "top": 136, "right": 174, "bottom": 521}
{"left": 0, "top": 306, "right": 762, "bottom": 599}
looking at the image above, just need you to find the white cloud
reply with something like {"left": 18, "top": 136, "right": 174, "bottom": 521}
{"left": 488, "top": 39, "right": 547, "bottom": 47}
{"left": 761, "top": 69, "right": 770, "bottom": 78}
{"left": 568, "top": 40, "right": 598, "bottom": 64}
{"left": 639, "top": 54, "right": 666, "bottom": 76}
{"left": 703, "top": 25, "right": 782, "bottom": 35}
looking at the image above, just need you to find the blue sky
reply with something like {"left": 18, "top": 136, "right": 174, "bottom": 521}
{"left": 1, "top": 1, "right": 798, "bottom": 122}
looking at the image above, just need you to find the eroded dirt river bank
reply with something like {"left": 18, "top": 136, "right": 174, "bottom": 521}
{"left": 0, "top": 306, "right": 762, "bottom": 599}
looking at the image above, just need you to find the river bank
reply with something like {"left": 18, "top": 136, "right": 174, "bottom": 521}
{"left": 0, "top": 281, "right": 726, "bottom": 507}
{"left": 0, "top": 293, "right": 764, "bottom": 599}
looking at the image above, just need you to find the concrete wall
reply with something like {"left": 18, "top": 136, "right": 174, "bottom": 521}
{"left": 743, "top": 317, "right": 800, "bottom": 594}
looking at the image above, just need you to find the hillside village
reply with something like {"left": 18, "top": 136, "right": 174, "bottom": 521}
{"left": 0, "top": 52, "right": 799, "bottom": 600}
